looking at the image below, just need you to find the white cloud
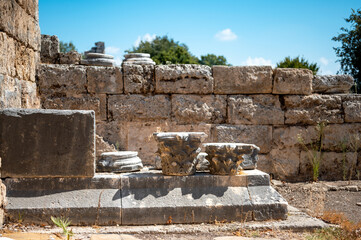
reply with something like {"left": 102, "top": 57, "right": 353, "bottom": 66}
{"left": 319, "top": 57, "right": 329, "bottom": 66}
{"left": 215, "top": 29, "right": 237, "bottom": 41}
{"left": 244, "top": 57, "right": 273, "bottom": 66}
{"left": 134, "top": 33, "right": 156, "bottom": 47}
{"left": 105, "top": 46, "right": 120, "bottom": 55}
{"left": 114, "top": 56, "right": 123, "bottom": 66}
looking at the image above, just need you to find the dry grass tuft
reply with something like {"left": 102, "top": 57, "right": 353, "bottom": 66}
{"left": 308, "top": 210, "right": 361, "bottom": 240}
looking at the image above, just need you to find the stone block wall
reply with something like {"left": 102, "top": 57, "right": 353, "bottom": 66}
{"left": 37, "top": 57, "right": 361, "bottom": 182}
{"left": 0, "top": 0, "right": 41, "bottom": 226}
{"left": 0, "top": 0, "right": 41, "bottom": 109}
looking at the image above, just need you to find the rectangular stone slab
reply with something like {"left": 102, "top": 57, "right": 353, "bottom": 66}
{"left": 0, "top": 109, "right": 95, "bottom": 177}
{"left": 4, "top": 174, "right": 121, "bottom": 225}
{"left": 121, "top": 170, "right": 286, "bottom": 225}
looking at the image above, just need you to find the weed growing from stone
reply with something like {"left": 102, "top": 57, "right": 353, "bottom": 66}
{"left": 297, "top": 122, "right": 327, "bottom": 181}
{"left": 17, "top": 211, "right": 23, "bottom": 224}
{"left": 51, "top": 216, "right": 73, "bottom": 240}
{"left": 343, "top": 134, "right": 360, "bottom": 182}
{"left": 339, "top": 138, "right": 349, "bottom": 181}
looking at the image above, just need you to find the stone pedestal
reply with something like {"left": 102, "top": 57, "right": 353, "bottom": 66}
{"left": 81, "top": 42, "right": 115, "bottom": 66}
{"left": 4, "top": 170, "right": 288, "bottom": 225}
{"left": 97, "top": 151, "right": 143, "bottom": 173}
{"left": 153, "top": 132, "right": 207, "bottom": 176}
{"left": 123, "top": 53, "right": 155, "bottom": 65}
{"left": 204, "top": 143, "right": 260, "bottom": 175}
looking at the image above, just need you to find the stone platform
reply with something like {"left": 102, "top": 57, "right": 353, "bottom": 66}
{"left": 4, "top": 170, "right": 287, "bottom": 225}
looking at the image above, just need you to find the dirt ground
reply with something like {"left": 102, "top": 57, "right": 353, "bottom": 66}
{"left": 272, "top": 179, "right": 361, "bottom": 224}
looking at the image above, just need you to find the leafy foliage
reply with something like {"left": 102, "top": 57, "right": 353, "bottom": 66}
{"left": 332, "top": 8, "right": 361, "bottom": 93}
{"left": 51, "top": 216, "right": 73, "bottom": 240}
{"left": 59, "top": 41, "right": 76, "bottom": 53}
{"left": 126, "top": 35, "right": 199, "bottom": 65}
{"left": 276, "top": 56, "right": 319, "bottom": 75}
{"left": 199, "top": 54, "right": 231, "bottom": 67}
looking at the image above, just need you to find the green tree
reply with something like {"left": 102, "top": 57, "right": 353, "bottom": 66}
{"left": 59, "top": 41, "right": 76, "bottom": 53}
{"left": 199, "top": 54, "right": 231, "bottom": 67}
{"left": 276, "top": 56, "right": 319, "bottom": 75}
{"left": 126, "top": 35, "right": 199, "bottom": 65}
{"left": 332, "top": 8, "right": 361, "bottom": 93}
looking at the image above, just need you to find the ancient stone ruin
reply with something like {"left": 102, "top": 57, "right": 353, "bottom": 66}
{"left": 82, "top": 41, "right": 115, "bottom": 67}
{"left": 0, "top": 0, "right": 360, "bottom": 229}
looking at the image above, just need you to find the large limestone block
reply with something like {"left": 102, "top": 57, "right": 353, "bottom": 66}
{"left": 284, "top": 95, "right": 343, "bottom": 125}
{"left": 20, "top": 80, "right": 40, "bottom": 108}
{"left": 270, "top": 147, "right": 300, "bottom": 180}
{"left": 313, "top": 75, "right": 354, "bottom": 94}
{"left": 37, "top": 64, "right": 87, "bottom": 97}
{"left": 88, "top": 66, "right": 123, "bottom": 94}
{"left": 300, "top": 151, "right": 357, "bottom": 181}
{"left": 42, "top": 94, "right": 107, "bottom": 121}
{"left": 228, "top": 95, "right": 284, "bottom": 125}
{"left": 257, "top": 154, "right": 272, "bottom": 174}
{"left": 0, "top": 0, "right": 40, "bottom": 51}
{"left": 0, "top": 32, "right": 16, "bottom": 77}
{"left": 123, "top": 64, "right": 154, "bottom": 93}
{"left": 172, "top": 94, "right": 227, "bottom": 124}
{"left": 0, "top": 109, "right": 95, "bottom": 177}
{"left": 213, "top": 66, "right": 273, "bottom": 94}
{"left": 15, "top": 41, "right": 37, "bottom": 82}
{"left": 273, "top": 68, "right": 313, "bottom": 95}
{"left": 95, "top": 135, "right": 116, "bottom": 161}
{"left": 96, "top": 136, "right": 117, "bottom": 158}
{"left": 40, "top": 35, "right": 59, "bottom": 64}
{"left": 127, "top": 122, "right": 212, "bottom": 165}
{"left": 58, "top": 51, "right": 81, "bottom": 64}
{"left": 108, "top": 95, "right": 171, "bottom": 121}
{"left": 0, "top": 74, "right": 22, "bottom": 108}
{"left": 341, "top": 94, "right": 361, "bottom": 123}
{"left": 155, "top": 64, "right": 213, "bottom": 94}
{"left": 213, "top": 125, "right": 272, "bottom": 154}
{"left": 15, "top": 0, "right": 39, "bottom": 20}
{"left": 275, "top": 124, "right": 361, "bottom": 152}
{"left": 271, "top": 126, "right": 318, "bottom": 180}
{"left": 96, "top": 121, "right": 128, "bottom": 150}
{"left": 273, "top": 126, "right": 318, "bottom": 149}
{"left": 322, "top": 123, "right": 361, "bottom": 152}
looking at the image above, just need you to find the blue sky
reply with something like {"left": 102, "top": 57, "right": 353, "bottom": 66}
{"left": 39, "top": 0, "right": 360, "bottom": 74}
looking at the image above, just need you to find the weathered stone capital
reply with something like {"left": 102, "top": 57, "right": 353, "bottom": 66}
{"left": 204, "top": 143, "right": 260, "bottom": 175}
{"left": 153, "top": 132, "right": 207, "bottom": 176}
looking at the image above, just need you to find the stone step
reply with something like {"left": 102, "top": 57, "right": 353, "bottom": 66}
{"left": 5, "top": 174, "right": 121, "bottom": 225}
{"left": 4, "top": 170, "right": 287, "bottom": 226}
